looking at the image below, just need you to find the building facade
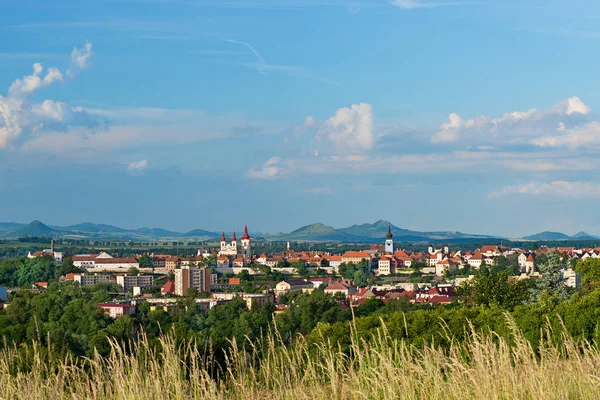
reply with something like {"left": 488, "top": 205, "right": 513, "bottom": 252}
{"left": 174, "top": 266, "right": 211, "bottom": 296}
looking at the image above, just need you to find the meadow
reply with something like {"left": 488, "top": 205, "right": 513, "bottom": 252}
{"left": 1, "top": 316, "right": 599, "bottom": 400}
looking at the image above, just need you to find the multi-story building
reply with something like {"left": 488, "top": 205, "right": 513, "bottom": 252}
{"left": 341, "top": 251, "right": 370, "bottom": 264}
{"left": 174, "top": 266, "right": 211, "bottom": 296}
{"left": 74, "top": 274, "right": 113, "bottom": 287}
{"left": 563, "top": 268, "right": 582, "bottom": 289}
{"left": 274, "top": 280, "right": 312, "bottom": 296}
{"left": 97, "top": 303, "right": 136, "bottom": 318}
{"left": 116, "top": 275, "right": 154, "bottom": 293}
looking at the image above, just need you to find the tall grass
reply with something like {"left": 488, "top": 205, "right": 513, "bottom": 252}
{"left": 1, "top": 316, "right": 600, "bottom": 399}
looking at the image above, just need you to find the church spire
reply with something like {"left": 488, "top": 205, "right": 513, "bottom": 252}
{"left": 242, "top": 224, "right": 250, "bottom": 240}
{"left": 221, "top": 231, "right": 226, "bottom": 242}
{"left": 386, "top": 223, "right": 393, "bottom": 239}
{"left": 232, "top": 231, "right": 237, "bottom": 242}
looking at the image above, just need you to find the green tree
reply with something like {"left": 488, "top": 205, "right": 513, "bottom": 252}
{"left": 138, "top": 255, "right": 153, "bottom": 268}
{"left": 530, "top": 251, "right": 569, "bottom": 303}
{"left": 574, "top": 258, "right": 600, "bottom": 285}
{"left": 459, "top": 267, "right": 530, "bottom": 310}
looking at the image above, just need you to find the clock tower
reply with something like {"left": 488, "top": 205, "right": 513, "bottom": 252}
{"left": 385, "top": 223, "right": 394, "bottom": 254}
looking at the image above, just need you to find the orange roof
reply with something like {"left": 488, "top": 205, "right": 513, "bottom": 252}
{"left": 342, "top": 251, "right": 369, "bottom": 258}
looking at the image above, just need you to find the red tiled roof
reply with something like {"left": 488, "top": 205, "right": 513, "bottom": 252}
{"left": 161, "top": 280, "right": 175, "bottom": 294}
{"left": 342, "top": 251, "right": 369, "bottom": 258}
{"left": 94, "top": 257, "right": 138, "bottom": 264}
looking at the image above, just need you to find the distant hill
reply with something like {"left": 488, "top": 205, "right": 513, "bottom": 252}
{"left": 134, "top": 227, "right": 182, "bottom": 238}
{"left": 266, "top": 220, "right": 498, "bottom": 243}
{"left": 523, "top": 231, "right": 572, "bottom": 241}
{"left": 572, "top": 231, "right": 599, "bottom": 240}
{"left": 62, "top": 222, "right": 126, "bottom": 233}
{"left": 184, "top": 229, "right": 220, "bottom": 238}
{"left": 270, "top": 223, "right": 361, "bottom": 241}
{"left": 17, "top": 220, "right": 54, "bottom": 237}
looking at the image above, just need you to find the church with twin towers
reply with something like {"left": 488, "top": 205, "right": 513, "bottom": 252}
{"left": 218, "top": 225, "right": 252, "bottom": 258}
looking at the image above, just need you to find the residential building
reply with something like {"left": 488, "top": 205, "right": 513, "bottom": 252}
{"left": 74, "top": 274, "right": 113, "bottom": 287}
{"left": 324, "top": 281, "right": 356, "bottom": 296}
{"left": 211, "top": 292, "right": 275, "bottom": 310}
{"left": 563, "top": 268, "right": 582, "bottom": 289}
{"left": 161, "top": 280, "right": 175, "bottom": 295}
{"left": 341, "top": 251, "right": 370, "bottom": 264}
{"left": 116, "top": 275, "right": 154, "bottom": 293}
{"left": 97, "top": 303, "right": 136, "bottom": 318}
{"left": 174, "top": 266, "right": 211, "bottom": 296}
{"left": 525, "top": 254, "right": 535, "bottom": 274}
{"left": 435, "top": 259, "right": 457, "bottom": 277}
{"left": 275, "top": 279, "right": 312, "bottom": 296}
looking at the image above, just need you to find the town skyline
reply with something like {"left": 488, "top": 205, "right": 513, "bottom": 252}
{"left": 3, "top": 0, "right": 600, "bottom": 237}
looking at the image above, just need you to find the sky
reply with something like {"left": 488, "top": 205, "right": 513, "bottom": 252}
{"left": 1, "top": 0, "right": 600, "bottom": 237}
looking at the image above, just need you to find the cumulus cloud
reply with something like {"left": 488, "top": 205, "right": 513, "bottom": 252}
{"left": 320, "top": 103, "right": 374, "bottom": 153}
{"left": 0, "top": 43, "right": 95, "bottom": 149}
{"left": 248, "top": 156, "right": 284, "bottom": 180}
{"left": 431, "top": 97, "right": 591, "bottom": 145}
{"left": 128, "top": 159, "right": 148, "bottom": 173}
{"left": 67, "top": 42, "right": 93, "bottom": 78}
{"left": 531, "top": 121, "right": 600, "bottom": 149}
{"left": 7, "top": 63, "right": 63, "bottom": 97}
{"left": 489, "top": 181, "right": 600, "bottom": 199}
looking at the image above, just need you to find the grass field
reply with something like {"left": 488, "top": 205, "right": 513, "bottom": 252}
{"left": 1, "top": 317, "right": 599, "bottom": 399}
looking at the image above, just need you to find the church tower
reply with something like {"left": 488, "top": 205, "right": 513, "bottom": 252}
{"left": 220, "top": 231, "right": 226, "bottom": 251}
{"left": 385, "top": 224, "right": 394, "bottom": 254}
{"left": 231, "top": 231, "right": 237, "bottom": 253}
{"left": 241, "top": 225, "right": 251, "bottom": 258}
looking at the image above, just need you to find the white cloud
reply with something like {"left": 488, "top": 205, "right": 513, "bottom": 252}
{"left": 489, "top": 181, "right": 600, "bottom": 199}
{"left": 431, "top": 112, "right": 463, "bottom": 143}
{"left": 128, "top": 159, "right": 148, "bottom": 173}
{"left": 7, "top": 63, "right": 63, "bottom": 97}
{"left": 248, "top": 156, "right": 284, "bottom": 180}
{"left": 67, "top": 42, "right": 93, "bottom": 78}
{"left": 531, "top": 121, "right": 600, "bottom": 149}
{"left": 0, "top": 43, "right": 94, "bottom": 149}
{"left": 320, "top": 103, "right": 374, "bottom": 153}
{"left": 431, "top": 97, "right": 591, "bottom": 145}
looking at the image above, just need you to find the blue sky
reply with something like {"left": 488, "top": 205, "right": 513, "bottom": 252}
{"left": 1, "top": 0, "right": 600, "bottom": 237}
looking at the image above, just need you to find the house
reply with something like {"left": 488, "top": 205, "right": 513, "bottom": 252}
{"left": 328, "top": 255, "right": 343, "bottom": 270}
{"left": 415, "top": 285, "right": 458, "bottom": 304}
{"left": 563, "top": 268, "right": 582, "bottom": 289}
{"left": 324, "top": 281, "right": 356, "bottom": 297}
{"left": 378, "top": 256, "right": 398, "bottom": 276}
{"left": 97, "top": 303, "right": 136, "bottom": 318}
{"left": 341, "top": 251, "right": 371, "bottom": 264}
{"left": 275, "top": 280, "right": 312, "bottom": 296}
{"left": 525, "top": 254, "right": 535, "bottom": 274}
{"left": 518, "top": 252, "right": 529, "bottom": 268}
{"left": 481, "top": 245, "right": 501, "bottom": 257}
{"left": 33, "top": 281, "right": 48, "bottom": 290}
{"left": 435, "top": 259, "right": 457, "bottom": 277}
{"left": 467, "top": 252, "right": 484, "bottom": 269}
{"left": 309, "top": 277, "right": 331, "bottom": 288}
{"left": 161, "top": 280, "right": 175, "bottom": 295}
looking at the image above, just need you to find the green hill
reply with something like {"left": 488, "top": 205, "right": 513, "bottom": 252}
{"left": 17, "top": 220, "right": 54, "bottom": 237}
{"left": 523, "top": 231, "right": 571, "bottom": 241}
